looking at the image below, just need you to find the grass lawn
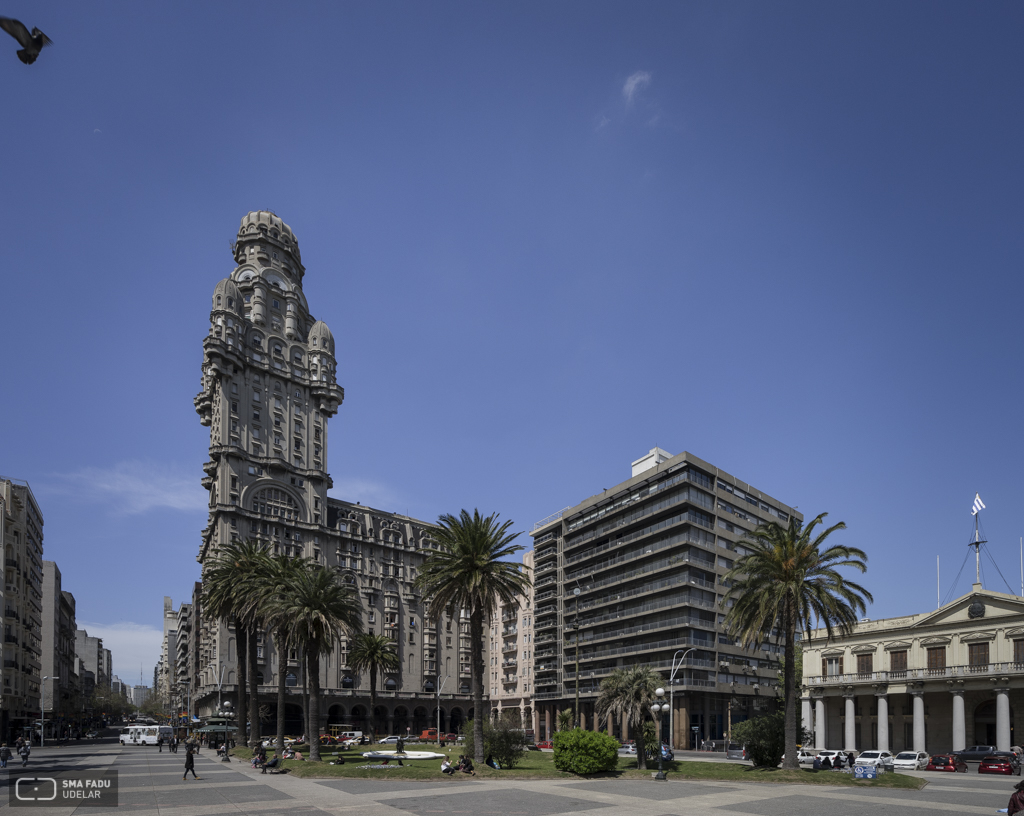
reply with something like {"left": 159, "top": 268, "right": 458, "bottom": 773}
{"left": 228, "top": 744, "right": 923, "bottom": 789}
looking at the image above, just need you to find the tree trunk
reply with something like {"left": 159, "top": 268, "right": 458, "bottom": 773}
{"left": 235, "top": 621, "right": 248, "bottom": 748}
{"left": 248, "top": 628, "right": 260, "bottom": 747}
{"left": 369, "top": 664, "right": 377, "bottom": 742}
{"left": 470, "top": 607, "right": 485, "bottom": 763}
{"left": 301, "top": 647, "right": 309, "bottom": 740}
{"left": 275, "top": 633, "right": 287, "bottom": 757}
{"left": 635, "top": 717, "right": 647, "bottom": 770}
{"left": 308, "top": 649, "right": 321, "bottom": 761}
{"left": 782, "top": 604, "right": 799, "bottom": 769}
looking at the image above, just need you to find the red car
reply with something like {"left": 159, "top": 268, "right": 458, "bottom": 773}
{"left": 926, "top": 754, "right": 967, "bottom": 773}
{"left": 979, "top": 754, "right": 1022, "bottom": 776}
{"left": 536, "top": 740, "right": 553, "bottom": 749}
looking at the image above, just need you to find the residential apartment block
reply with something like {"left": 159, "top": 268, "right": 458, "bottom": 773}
{"left": 489, "top": 550, "right": 534, "bottom": 729}
{"left": 0, "top": 477, "right": 44, "bottom": 741}
{"left": 530, "top": 449, "right": 800, "bottom": 746}
{"left": 187, "top": 212, "right": 484, "bottom": 737}
{"left": 41, "top": 561, "right": 80, "bottom": 734}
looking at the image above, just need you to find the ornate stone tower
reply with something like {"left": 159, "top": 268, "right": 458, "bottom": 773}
{"left": 194, "top": 211, "right": 345, "bottom": 564}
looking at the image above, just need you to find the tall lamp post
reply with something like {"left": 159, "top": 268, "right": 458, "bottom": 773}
{"left": 220, "top": 700, "right": 232, "bottom": 762}
{"left": 572, "top": 586, "right": 581, "bottom": 728}
{"left": 668, "top": 648, "right": 694, "bottom": 751}
{"left": 41, "top": 676, "right": 49, "bottom": 747}
{"left": 436, "top": 675, "right": 449, "bottom": 745}
{"left": 650, "top": 687, "right": 666, "bottom": 780}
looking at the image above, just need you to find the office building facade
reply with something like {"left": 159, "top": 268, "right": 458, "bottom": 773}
{"left": 530, "top": 449, "right": 800, "bottom": 746}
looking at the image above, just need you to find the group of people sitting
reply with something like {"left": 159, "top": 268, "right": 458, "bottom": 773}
{"left": 812, "top": 752, "right": 857, "bottom": 770}
{"left": 441, "top": 755, "right": 476, "bottom": 776}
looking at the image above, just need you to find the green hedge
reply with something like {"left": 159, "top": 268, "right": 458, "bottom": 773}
{"left": 552, "top": 728, "right": 620, "bottom": 774}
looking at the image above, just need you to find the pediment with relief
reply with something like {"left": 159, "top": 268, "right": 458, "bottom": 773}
{"left": 851, "top": 644, "right": 878, "bottom": 654}
{"left": 912, "top": 590, "right": 1024, "bottom": 629}
{"left": 921, "top": 636, "right": 952, "bottom": 646}
{"left": 961, "top": 630, "right": 997, "bottom": 642}
{"left": 884, "top": 640, "right": 912, "bottom": 651}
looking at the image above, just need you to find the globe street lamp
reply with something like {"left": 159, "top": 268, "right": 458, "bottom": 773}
{"left": 650, "top": 687, "right": 666, "bottom": 780}
{"left": 668, "top": 648, "right": 694, "bottom": 751}
{"left": 221, "top": 700, "right": 232, "bottom": 762}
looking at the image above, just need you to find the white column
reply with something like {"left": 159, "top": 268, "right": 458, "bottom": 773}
{"left": 801, "top": 696, "right": 813, "bottom": 744}
{"left": 951, "top": 690, "right": 965, "bottom": 752}
{"left": 876, "top": 693, "right": 889, "bottom": 752}
{"left": 912, "top": 690, "right": 926, "bottom": 753}
{"left": 996, "top": 688, "right": 1011, "bottom": 752}
{"left": 814, "top": 697, "right": 826, "bottom": 749}
{"left": 844, "top": 693, "right": 856, "bottom": 752}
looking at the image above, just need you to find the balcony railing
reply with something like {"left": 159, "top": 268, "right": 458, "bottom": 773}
{"left": 806, "top": 663, "right": 1024, "bottom": 686}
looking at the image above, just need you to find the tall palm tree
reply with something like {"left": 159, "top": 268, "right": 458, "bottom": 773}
{"left": 723, "top": 513, "right": 871, "bottom": 769}
{"left": 348, "top": 633, "right": 400, "bottom": 741}
{"left": 414, "top": 509, "right": 531, "bottom": 763}
{"left": 260, "top": 555, "right": 307, "bottom": 757}
{"left": 202, "top": 540, "right": 271, "bottom": 748}
{"left": 595, "top": 665, "right": 662, "bottom": 770}
{"left": 267, "top": 561, "right": 362, "bottom": 761}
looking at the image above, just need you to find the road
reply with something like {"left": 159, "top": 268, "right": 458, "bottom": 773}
{"left": 0, "top": 736, "right": 1017, "bottom": 815}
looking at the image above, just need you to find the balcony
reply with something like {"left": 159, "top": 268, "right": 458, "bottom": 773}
{"left": 502, "top": 641, "right": 517, "bottom": 653}
{"left": 806, "top": 662, "right": 1024, "bottom": 687}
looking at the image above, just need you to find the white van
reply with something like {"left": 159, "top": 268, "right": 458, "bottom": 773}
{"left": 120, "top": 725, "right": 173, "bottom": 746}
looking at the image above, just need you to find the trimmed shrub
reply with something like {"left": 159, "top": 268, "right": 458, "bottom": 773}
{"left": 462, "top": 718, "right": 529, "bottom": 770}
{"left": 552, "top": 728, "right": 620, "bottom": 775}
{"left": 730, "top": 711, "right": 785, "bottom": 768}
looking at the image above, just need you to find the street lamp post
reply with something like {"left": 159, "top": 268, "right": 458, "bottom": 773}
{"left": 41, "top": 676, "right": 49, "bottom": 747}
{"left": 668, "top": 648, "right": 694, "bottom": 751}
{"left": 572, "top": 587, "right": 581, "bottom": 728}
{"left": 650, "top": 687, "right": 666, "bottom": 780}
{"left": 221, "top": 700, "right": 232, "bottom": 762}
{"left": 436, "top": 675, "right": 449, "bottom": 745}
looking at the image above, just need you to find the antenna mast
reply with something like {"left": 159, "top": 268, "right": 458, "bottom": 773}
{"left": 970, "top": 493, "right": 986, "bottom": 586}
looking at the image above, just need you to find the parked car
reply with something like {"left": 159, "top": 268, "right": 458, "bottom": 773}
{"left": 892, "top": 751, "right": 929, "bottom": 770}
{"left": 85, "top": 731, "right": 99, "bottom": 739}
{"left": 726, "top": 743, "right": 748, "bottom": 761}
{"left": 926, "top": 754, "right": 968, "bottom": 773}
{"left": 956, "top": 745, "right": 997, "bottom": 762}
{"left": 780, "top": 749, "right": 815, "bottom": 765}
{"left": 979, "top": 753, "right": 1022, "bottom": 776}
{"left": 854, "top": 751, "right": 895, "bottom": 772}
{"left": 378, "top": 735, "right": 402, "bottom": 745}
{"left": 536, "top": 740, "right": 553, "bottom": 750}
{"left": 814, "top": 749, "right": 844, "bottom": 764}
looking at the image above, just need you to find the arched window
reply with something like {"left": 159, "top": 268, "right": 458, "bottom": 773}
{"left": 341, "top": 676, "right": 354, "bottom": 689}
{"left": 384, "top": 677, "right": 397, "bottom": 692}
{"left": 251, "top": 488, "right": 300, "bottom": 521}
{"left": 286, "top": 672, "right": 297, "bottom": 687}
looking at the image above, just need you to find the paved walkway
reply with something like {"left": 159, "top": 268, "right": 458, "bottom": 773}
{"left": 1, "top": 742, "right": 1018, "bottom": 816}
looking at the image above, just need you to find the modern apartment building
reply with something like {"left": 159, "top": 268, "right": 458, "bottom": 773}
{"left": 488, "top": 550, "right": 534, "bottom": 729}
{"left": 75, "top": 629, "right": 106, "bottom": 699}
{"left": 189, "top": 211, "right": 483, "bottom": 737}
{"left": 42, "top": 562, "right": 80, "bottom": 732}
{"left": 530, "top": 449, "right": 801, "bottom": 746}
{"left": 0, "top": 477, "right": 44, "bottom": 741}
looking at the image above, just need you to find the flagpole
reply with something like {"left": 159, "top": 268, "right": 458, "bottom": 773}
{"left": 937, "top": 555, "right": 940, "bottom": 609}
{"left": 1019, "top": 536, "right": 1022, "bottom": 597}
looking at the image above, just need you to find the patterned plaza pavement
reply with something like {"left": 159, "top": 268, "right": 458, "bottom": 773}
{"left": 0, "top": 740, "right": 1018, "bottom": 816}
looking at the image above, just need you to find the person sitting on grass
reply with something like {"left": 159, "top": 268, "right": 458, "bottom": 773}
{"left": 441, "top": 757, "right": 454, "bottom": 775}
{"left": 457, "top": 755, "right": 476, "bottom": 776}
{"left": 833, "top": 753, "right": 844, "bottom": 770}
{"left": 820, "top": 756, "right": 832, "bottom": 770}
{"left": 485, "top": 754, "right": 500, "bottom": 770}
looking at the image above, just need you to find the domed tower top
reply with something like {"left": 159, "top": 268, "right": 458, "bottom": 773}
{"left": 233, "top": 210, "right": 305, "bottom": 285}
{"left": 212, "top": 277, "right": 243, "bottom": 314}
{"left": 308, "top": 320, "right": 335, "bottom": 355}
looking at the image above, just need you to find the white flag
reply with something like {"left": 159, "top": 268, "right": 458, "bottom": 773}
{"left": 972, "top": 493, "right": 986, "bottom": 516}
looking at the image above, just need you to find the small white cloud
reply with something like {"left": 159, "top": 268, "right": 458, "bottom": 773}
{"left": 78, "top": 620, "right": 164, "bottom": 686}
{"left": 93, "top": 129, "right": 101, "bottom": 134}
{"left": 623, "top": 71, "right": 652, "bottom": 106}
{"left": 646, "top": 113, "right": 661, "bottom": 128}
{"left": 46, "top": 461, "right": 207, "bottom": 516}
{"left": 595, "top": 114, "right": 611, "bottom": 131}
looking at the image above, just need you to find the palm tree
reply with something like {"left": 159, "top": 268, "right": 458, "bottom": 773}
{"left": 260, "top": 555, "right": 307, "bottom": 757}
{"left": 414, "top": 509, "right": 532, "bottom": 763}
{"left": 595, "top": 665, "right": 662, "bottom": 770}
{"left": 202, "top": 540, "right": 271, "bottom": 748}
{"left": 723, "top": 513, "right": 871, "bottom": 769}
{"left": 348, "top": 633, "right": 400, "bottom": 741}
{"left": 267, "top": 561, "right": 362, "bottom": 761}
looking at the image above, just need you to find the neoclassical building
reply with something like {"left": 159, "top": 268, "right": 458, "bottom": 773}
{"left": 189, "top": 211, "right": 484, "bottom": 737}
{"left": 802, "top": 583, "right": 1024, "bottom": 754}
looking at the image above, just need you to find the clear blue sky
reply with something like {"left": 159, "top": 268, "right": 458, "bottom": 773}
{"left": 2, "top": 1, "right": 1022, "bottom": 683}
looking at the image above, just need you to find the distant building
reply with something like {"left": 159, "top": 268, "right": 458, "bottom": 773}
{"left": 489, "top": 551, "right": 534, "bottom": 729}
{"left": 0, "top": 477, "right": 45, "bottom": 741}
{"left": 529, "top": 449, "right": 800, "bottom": 746}
{"left": 131, "top": 685, "right": 151, "bottom": 709}
{"left": 75, "top": 630, "right": 105, "bottom": 703}
{"left": 41, "top": 562, "right": 78, "bottom": 735}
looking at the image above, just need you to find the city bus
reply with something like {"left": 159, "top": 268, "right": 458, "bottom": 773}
{"left": 120, "top": 725, "right": 173, "bottom": 745}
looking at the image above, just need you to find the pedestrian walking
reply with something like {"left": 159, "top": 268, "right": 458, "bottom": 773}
{"left": 0, "top": 744, "right": 10, "bottom": 768}
{"left": 182, "top": 747, "right": 200, "bottom": 780}
{"left": 157, "top": 734, "right": 164, "bottom": 752}
{"left": 19, "top": 742, "right": 30, "bottom": 767}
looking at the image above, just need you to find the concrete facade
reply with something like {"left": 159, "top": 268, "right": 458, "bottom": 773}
{"left": 530, "top": 449, "right": 800, "bottom": 746}
{"left": 0, "top": 477, "right": 44, "bottom": 740}
{"left": 41, "top": 562, "right": 79, "bottom": 731}
{"left": 489, "top": 550, "right": 534, "bottom": 730}
{"left": 802, "top": 583, "right": 1024, "bottom": 754}
{"left": 189, "top": 212, "right": 484, "bottom": 737}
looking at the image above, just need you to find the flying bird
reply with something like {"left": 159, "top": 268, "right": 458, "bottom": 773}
{"left": 0, "top": 17, "right": 52, "bottom": 64}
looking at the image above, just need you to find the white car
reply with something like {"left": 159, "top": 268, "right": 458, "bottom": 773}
{"left": 782, "top": 749, "right": 816, "bottom": 765}
{"left": 815, "top": 749, "right": 845, "bottom": 763}
{"left": 854, "top": 750, "right": 894, "bottom": 771}
{"left": 378, "top": 735, "right": 402, "bottom": 745}
{"left": 892, "top": 751, "right": 929, "bottom": 770}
